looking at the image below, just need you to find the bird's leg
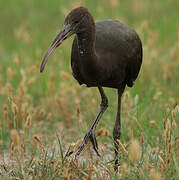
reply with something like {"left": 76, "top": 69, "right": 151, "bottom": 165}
{"left": 113, "top": 85, "right": 125, "bottom": 171}
{"left": 75, "top": 86, "right": 108, "bottom": 158}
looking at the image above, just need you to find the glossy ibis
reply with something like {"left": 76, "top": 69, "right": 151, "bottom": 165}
{"left": 40, "top": 7, "right": 142, "bottom": 169}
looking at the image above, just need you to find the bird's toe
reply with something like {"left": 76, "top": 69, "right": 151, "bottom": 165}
{"left": 89, "top": 131, "right": 100, "bottom": 156}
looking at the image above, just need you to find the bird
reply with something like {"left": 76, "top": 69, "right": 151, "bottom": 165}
{"left": 40, "top": 6, "right": 142, "bottom": 169}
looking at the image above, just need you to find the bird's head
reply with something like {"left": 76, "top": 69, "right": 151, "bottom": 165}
{"left": 40, "top": 6, "right": 91, "bottom": 72}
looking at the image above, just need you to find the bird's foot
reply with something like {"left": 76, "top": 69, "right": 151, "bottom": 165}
{"left": 75, "top": 129, "right": 100, "bottom": 159}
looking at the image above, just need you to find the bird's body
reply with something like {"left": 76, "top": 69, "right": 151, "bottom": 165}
{"left": 71, "top": 20, "right": 142, "bottom": 88}
{"left": 40, "top": 7, "right": 143, "bottom": 170}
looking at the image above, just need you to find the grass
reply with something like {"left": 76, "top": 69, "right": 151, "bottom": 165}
{"left": 0, "top": 0, "right": 178, "bottom": 179}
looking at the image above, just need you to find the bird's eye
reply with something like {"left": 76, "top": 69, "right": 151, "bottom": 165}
{"left": 74, "top": 20, "right": 79, "bottom": 24}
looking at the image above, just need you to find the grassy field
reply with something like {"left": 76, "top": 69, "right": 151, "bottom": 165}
{"left": 0, "top": 0, "right": 178, "bottom": 179}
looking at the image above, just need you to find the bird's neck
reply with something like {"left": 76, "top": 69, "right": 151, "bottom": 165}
{"left": 76, "top": 31, "right": 100, "bottom": 82}
{"left": 75, "top": 16, "right": 101, "bottom": 81}
{"left": 76, "top": 13, "right": 97, "bottom": 59}
{"left": 77, "top": 32, "right": 96, "bottom": 58}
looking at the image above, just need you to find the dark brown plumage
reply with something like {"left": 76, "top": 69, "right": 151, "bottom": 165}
{"left": 40, "top": 7, "right": 142, "bottom": 170}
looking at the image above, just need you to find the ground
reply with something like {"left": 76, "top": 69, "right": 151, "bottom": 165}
{"left": 0, "top": 0, "right": 178, "bottom": 179}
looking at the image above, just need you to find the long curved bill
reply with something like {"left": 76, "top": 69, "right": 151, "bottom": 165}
{"left": 40, "top": 24, "right": 73, "bottom": 72}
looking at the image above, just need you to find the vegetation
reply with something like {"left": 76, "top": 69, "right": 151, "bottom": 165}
{"left": 0, "top": 0, "right": 178, "bottom": 179}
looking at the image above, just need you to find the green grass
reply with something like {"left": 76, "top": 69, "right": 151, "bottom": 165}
{"left": 0, "top": 0, "right": 178, "bottom": 179}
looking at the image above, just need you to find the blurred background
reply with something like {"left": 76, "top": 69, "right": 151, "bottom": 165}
{"left": 0, "top": 0, "right": 178, "bottom": 178}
